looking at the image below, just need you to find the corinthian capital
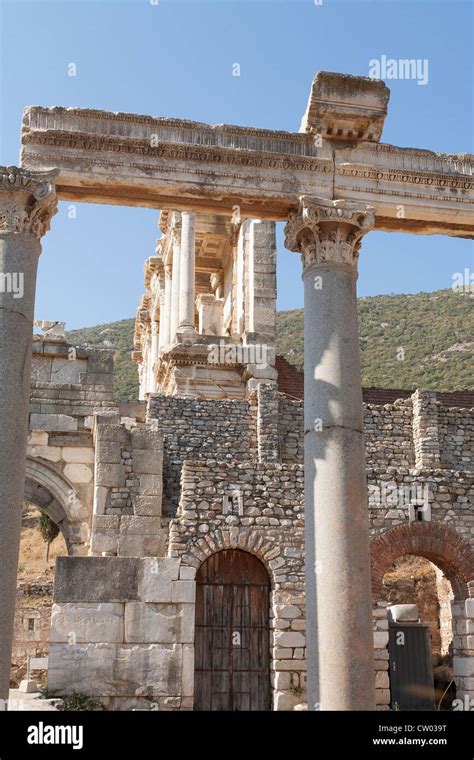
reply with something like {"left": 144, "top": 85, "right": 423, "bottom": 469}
{"left": 0, "top": 166, "right": 58, "bottom": 239}
{"left": 284, "top": 196, "right": 375, "bottom": 271}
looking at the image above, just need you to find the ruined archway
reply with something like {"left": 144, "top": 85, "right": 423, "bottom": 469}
{"left": 371, "top": 522, "right": 474, "bottom": 601}
{"left": 371, "top": 523, "right": 474, "bottom": 710}
{"left": 24, "top": 458, "right": 90, "bottom": 555}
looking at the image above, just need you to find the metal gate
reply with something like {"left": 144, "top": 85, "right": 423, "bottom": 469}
{"left": 388, "top": 622, "right": 435, "bottom": 710}
{"left": 194, "top": 549, "right": 271, "bottom": 711}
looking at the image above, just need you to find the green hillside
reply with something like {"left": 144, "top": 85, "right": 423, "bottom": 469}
{"left": 66, "top": 289, "right": 473, "bottom": 400}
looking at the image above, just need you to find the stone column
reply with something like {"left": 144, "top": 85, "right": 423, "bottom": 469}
{"left": 160, "top": 267, "right": 172, "bottom": 350}
{"left": 284, "top": 196, "right": 375, "bottom": 711}
{"left": 177, "top": 211, "right": 195, "bottom": 337}
{"left": 0, "top": 166, "right": 57, "bottom": 700}
{"left": 157, "top": 291, "right": 165, "bottom": 352}
{"left": 149, "top": 320, "right": 159, "bottom": 392}
{"left": 169, "top": 216, "right": 181, "bottom": 343}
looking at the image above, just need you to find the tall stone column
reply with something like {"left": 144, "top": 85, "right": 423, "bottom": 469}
{"left": 177, "top": 211, "right": 195, "bottom": 337}
{"left": 0, "top": 166, "right": 57, "bottom": 700}
{"left": 169, "top": 216, "right": 181, "bottom": 343}
{"left": 148, "top": 320, "right": 159, "bottom": 392}
{"left": 284, "top": 196, "right": 375, "bottom": 711}
{"left": 161, "top": 264, "right": 172, "bottom": 350}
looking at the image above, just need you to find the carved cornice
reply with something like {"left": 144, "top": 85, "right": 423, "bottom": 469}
{"left": 284, "top": 196, "right": 375, "bottom": 270}
{"left": 22, "top": 131, "right": 331, "bottom": 174}
{"left": 337, "top": 164, "right": 473, "bottom": 192}
{"left": 0, "top": 166, "right": 58, "bottom": 238}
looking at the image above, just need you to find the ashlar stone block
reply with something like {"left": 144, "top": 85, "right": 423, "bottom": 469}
{"left": 51, "top": 602, "right": 124, "bottom": 643}
{"left": 114, "top": 644, "right": 183, "bottom": 697}
{"left": 48, "top": 643, "right": 116, "bottom": 696}
{"left": 124, "top": 602, "right": 194, "bottom": 644}
{"left": 138, "top": 558, "right": 181, "bottom": 603}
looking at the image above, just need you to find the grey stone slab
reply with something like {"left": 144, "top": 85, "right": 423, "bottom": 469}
{"left": 96, "top": 462, "right": 125, "bottom": 488}
{"left": 117, "top": 535, "right": 166, "bottom": 559}
{"left": 51, "top": 602, "right": 124, "bottom": 643}
{"left": 54, "top": 557, "right": 139, "bottom": 603}
{"left": 30, "top": 413, "right": 78, "bottom": 432}
{"left": 124, "top": 602, "right": 194, "bottom": 644}
{"left": 132, "top": 495, "right": 161, "bottom": 517}
{"left": 114, "top": 644, "right": 183, "bottom": 697}
{"left": 119, "top": 516, "right": 161, "bottom": 536}
{"left": 47, "top": 643, "right": 116, "bottom": 696}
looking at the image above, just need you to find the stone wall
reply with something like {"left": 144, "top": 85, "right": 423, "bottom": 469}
{"left": 12, "top": 584, "right": 53, "bottom": 664}
{"left": 364, "top": 400, "right": 415, "bottom": 468}
{"left": 169, "top": 459, "right": 306, "bottom": 710}
{"left": 438, "top": 407, "right": 474, "bottom": 471}
{"left": 372, "top": 601, "right": 390, "bottom": 709}
{"left": 147, "top": 394, "right": 258, "bottom": 516}
{"left": 44, "top": 376, "right": 474, "bottom": 711}
{"left": 278, "top": 396, "right": 304, "bottom": 463}
{"left": 368, "top": 467, "right": 474, "bottom": 544}
{"left": 26, "top": 338, "right": 117, "bottom": 554}
{"left": 48, "top": 557, "right": 194, "bottom": 710}
{"left": 91, "top": 411, "right": 165, "bottom": 558}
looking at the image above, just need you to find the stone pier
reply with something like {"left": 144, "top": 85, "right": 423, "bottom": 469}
{"left": 285, "top": 196, "right": 376, "bottom": 710}
{"left": 0, "top": 166, "right": 57, "bottom": 699}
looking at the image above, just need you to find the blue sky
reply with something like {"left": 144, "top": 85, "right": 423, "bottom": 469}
{"left": 1, "top": 0, "right": 473, "bottom": 329}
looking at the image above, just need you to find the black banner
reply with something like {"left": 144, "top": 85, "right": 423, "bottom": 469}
{"left": 0, "top": 709, "right": 472, "bottom": 758}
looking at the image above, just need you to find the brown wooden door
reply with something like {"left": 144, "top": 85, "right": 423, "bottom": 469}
{"left": 194, "top": 549, "right": 271, "bottom": 711}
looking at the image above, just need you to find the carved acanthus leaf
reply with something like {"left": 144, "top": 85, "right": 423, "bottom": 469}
{"left": 0, "top": 195, "right": 57, "bottom": 239}
{"left": 284, "top": 196, "right": 375, "bottom": 270}
{"left": 0, "top": 166, "right": 58, "bottom": 239}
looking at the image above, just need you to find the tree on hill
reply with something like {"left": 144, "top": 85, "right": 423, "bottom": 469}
{"left": 38, "top": 512, "right": 60, "bottom": 561}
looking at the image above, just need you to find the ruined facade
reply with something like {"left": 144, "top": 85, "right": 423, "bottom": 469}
{"left": 23, "top": 211, "right": 474, "bottom": 710}
{"left": 2, "top": 70, "right": 473, "bottom": 711}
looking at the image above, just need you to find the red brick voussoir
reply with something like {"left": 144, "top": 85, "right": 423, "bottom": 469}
{"left": 370, "top": 522, "right": 474, "bottom": 600}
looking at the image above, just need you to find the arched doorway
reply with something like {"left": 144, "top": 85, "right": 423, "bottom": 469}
{"left": 371, "top": 523, "right": 474, "bottom": 710}
{"left": 194, "top": 549, "right": 271, "bottom": 711}
{"left": 24, "top": 457, "right": 90, "bottom": 555}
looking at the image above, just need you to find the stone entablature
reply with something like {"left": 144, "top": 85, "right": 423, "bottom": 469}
{"left": 20, "top": 93, "right": 474, "bottom": 237}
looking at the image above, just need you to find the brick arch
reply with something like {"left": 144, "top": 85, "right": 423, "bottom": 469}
{"left": 178, "top": 528, "right": 284, "bottom": 588}
{"left": 24, "top": 457, "right": 89, "bottom": 555}
{"left": 371, "top": 522, "right": 474, "bottom": 600}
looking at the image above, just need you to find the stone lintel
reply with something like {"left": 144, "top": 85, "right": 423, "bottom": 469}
{"left": 19, "top": 80, "right": 474, "bottom": 236}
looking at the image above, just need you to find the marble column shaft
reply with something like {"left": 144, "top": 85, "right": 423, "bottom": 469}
{"left": 284, "top": 196, "right": 376, "bottom": 711}
{"left": 178, "top": 211, "right": 195, "bottom": 335}
{"left": 169, "top": 216, "right": 181, "bottom": 343}
{"left": 0, "top": 166, "right": 57, "bottom": 700}
{"left": 161, "top": 264, "right": 172, "bottom": 350}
